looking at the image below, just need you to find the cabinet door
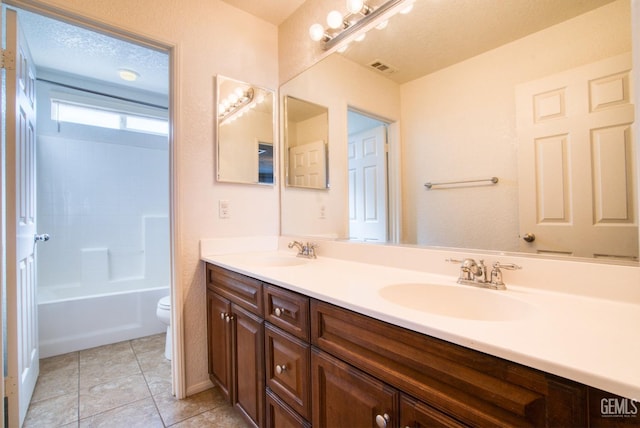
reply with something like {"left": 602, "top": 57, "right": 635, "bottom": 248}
{"left": 233, "top": 304, "right": 265, "bottom": 427}
{"left": 265, "top": 323, "right": 310, "bottom": 419}
{"left": 400, "top": 395, "right": 467, "bottom": 428}
{"left": 312, "top": 348, "right": 398, "bottom": 428}
{"left": 207, "top": 290, "right": 232, "bottom": 401}
{"left": 266, "top": 389, "right": 311, "bottom": 428}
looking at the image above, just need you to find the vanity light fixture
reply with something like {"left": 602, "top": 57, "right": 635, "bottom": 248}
{"left": 218, "top": 86, "right": 260, "bottom": 125}
{"left": 309, "top": 0, "right": 415, "bottom": 52}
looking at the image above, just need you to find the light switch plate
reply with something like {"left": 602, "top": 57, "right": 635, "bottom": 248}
{"left": 219, "top": 200, "right": 230, "bottom": 219}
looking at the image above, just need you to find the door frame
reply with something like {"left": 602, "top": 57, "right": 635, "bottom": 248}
{"left": 1, "top": 0, "right": 184, "bottom": 411}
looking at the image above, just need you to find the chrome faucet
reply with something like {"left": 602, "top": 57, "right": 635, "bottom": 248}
{"left": 446, "top": 258, "right": 521, "bottom": 290}
{"left": 288, "top": 241, "right": 318, "bottom": 259}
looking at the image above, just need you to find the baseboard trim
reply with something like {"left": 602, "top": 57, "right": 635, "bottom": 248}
{"left": 185, "top": 379, "right": 214, "bottom": 397}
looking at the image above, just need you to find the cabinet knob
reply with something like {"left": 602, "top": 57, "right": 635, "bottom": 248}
{"left": 220, "top": 312, "right": 226, "bottom": 320}
{"left": 275, "top": 364, "right": 287, "bottom": 374}
{"left": 274, "top": 307, "right": 283, "bottom": 317}
{"left": 375, "top": 413, "right": 390, "bottom": 428}
{"left": 225, "top": 314, "right": 234, "bottom": 323}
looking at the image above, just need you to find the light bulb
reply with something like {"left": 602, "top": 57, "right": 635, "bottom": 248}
{"left": 309, "top": 23, "right": 325, "bottom": 41}
{"left": 400, "top": 1, "right": 414, "bottom": 14}
{"left": 234, "top": 87, "right": 244, "bottom": 98}
{"left": 228, "top": 93, "right": 238, "bottom": 104}
{"left": 346, "top": 0, "right": 364, "bottom": 14}
{"left": 337, "top": 44, "right": 349, "bottom": 53}
{"left": 354, "top": 32, "right": 366, "bottom": 42}
{"left": 375, "top": 20, "right": 389, "bottom": 30}
{"left": 327, "top": 10, "right": 344, "bottom": 29}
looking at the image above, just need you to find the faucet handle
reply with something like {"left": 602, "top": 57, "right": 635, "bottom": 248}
{"left": 307, "top": 242, "right": 318, "bottom": 258}
{"left": 492, "top": 262, "right": 522, "bottom": 270}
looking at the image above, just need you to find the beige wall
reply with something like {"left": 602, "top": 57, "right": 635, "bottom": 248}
{"left": 401, "top": 0, "right": 631, "bottom": 250}
{"left": 21, "top": 0, "right": 279, "bottom": 394}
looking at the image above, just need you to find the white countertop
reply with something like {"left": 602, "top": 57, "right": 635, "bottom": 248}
{"left": 202, "top": 250, "right": 640, "bottom": 400}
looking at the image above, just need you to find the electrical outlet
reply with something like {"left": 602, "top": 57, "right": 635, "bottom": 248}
{"left": 219, "top": 200, "right": 230, "bottom": 219}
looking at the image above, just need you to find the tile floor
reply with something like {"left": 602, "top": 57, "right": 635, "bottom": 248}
{"left": 24, "top": 333, "right": 250, "bottom": 427}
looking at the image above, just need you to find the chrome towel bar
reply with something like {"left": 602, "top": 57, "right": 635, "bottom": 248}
{"left": 424, "top": 176, "right": 498, "bottom": 189}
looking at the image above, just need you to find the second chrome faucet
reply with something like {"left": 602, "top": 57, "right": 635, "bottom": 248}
{"left": 446, "top": 258, "right": 521, "bottom": 290}
{"left": 288, "top": 241, "right": 318, "bottom": 259}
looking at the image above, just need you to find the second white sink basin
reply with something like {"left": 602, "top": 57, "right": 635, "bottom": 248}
{"left": 378, "top": 283, "right": 532, "bottom": 321}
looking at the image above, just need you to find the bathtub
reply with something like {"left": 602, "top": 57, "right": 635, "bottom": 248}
{"left": 38, "top": 281, "right": 169, "bottom": 358}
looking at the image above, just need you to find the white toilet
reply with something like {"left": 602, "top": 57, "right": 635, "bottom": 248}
{"left": 156, "top": 295, "right": 172, "bottom": 360}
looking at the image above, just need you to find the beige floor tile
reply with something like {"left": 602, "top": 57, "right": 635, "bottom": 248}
{"left": 79, "top": 373, "right": 151, "bottom": 419}
{"left": 79, "top": 341, "right": 134, "bottom": 365}
{"left": 131, "top": 333, "right": 166, "bottom": 356}
{"left": 79, "top": 343, "right": 141, "bottom": 388}
{"left": 23, "top": 392, "right": 78, "bottom": 427}
{"left": 31, "top": 368, "right": 79, "bottom": 403}
{"left": 171, "top": 405, "right": 251, "bottom": 428}
{"left": 154, "top": 388, "right": 227, "bottom": 426}
{"left": 79, "top": 397, "right": 164, "bottom": 428}
{"left": 40, "top": 352, "right": 79, "bottom": 373}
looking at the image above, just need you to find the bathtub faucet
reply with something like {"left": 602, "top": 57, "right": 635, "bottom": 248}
{"left": 288, "top": 241, "right": 318, "bottom": 259}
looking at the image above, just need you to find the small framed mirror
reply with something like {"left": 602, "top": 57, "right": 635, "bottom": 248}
{"left": 216, "top": 75, "right": 275, "bottom": 185}
{"left": 284, "top": 95, "right": 329, "bottom": 189}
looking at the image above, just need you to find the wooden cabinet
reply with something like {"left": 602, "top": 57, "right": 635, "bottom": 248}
{"left": 312, "top": 347, "right": 397, "bottom": 428}
{"left": 206, "top": 263, "right": 636, "bottom": 428}
{"left": 207, "top": 264, "right": 265, "bottom": 427}
{"left": 310, "top": 299, "right": 587, "bottom": 427}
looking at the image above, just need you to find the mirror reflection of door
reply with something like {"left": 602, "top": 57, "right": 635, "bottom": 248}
{"left": 348, "top": 110, "right": 389, "bottom": 242}
{"left": 284, "top": 96, "right": 329, "bottom": 189}
{"left": 516, "top": 53, "right": 637, "bottom": 260}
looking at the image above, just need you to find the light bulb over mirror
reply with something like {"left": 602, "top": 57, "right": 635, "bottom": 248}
{"left": 309, "top": 23, "right": 325, "bottom": 41}
{"left": 346, "top": 0, "right": 364, "bottom": 14}
{"left": 327, "top": 10, "right": 344, "bottom": 29}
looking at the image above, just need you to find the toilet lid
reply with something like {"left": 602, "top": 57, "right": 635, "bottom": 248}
{"left": 159, "top": 295, "right": 171, "bottom": 309}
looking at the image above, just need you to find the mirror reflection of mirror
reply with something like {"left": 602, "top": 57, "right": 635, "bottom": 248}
{"left": 280, "top": 0, "right": 638, "bottom": 263}
{"left": 285, "top": 96, "right": 329, "bottom": 189}
{"left": 216, "top": 75, "right": 275, "bottom": 185}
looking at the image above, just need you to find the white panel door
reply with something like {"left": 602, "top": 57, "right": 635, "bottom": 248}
{"left": 517, "top": 53, "right": 637, "bottom": 259}
{"left": 348, "top": 125, "right": 388, "bottom": 241}
{"left": 288, "top": 140, "right": 327, "bottom": 188}
{"left": 5, "top": 9, "right": 40, "bottom": 426}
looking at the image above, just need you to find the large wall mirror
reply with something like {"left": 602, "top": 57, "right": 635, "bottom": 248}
{"left": 280, "top": 0, "right": 639, "bottom": 263}
{"left": 284, "top": 96, "right": 329, "bottom": 189}
{"left": 216, "top": 75, "right": 275, "bottom": 185}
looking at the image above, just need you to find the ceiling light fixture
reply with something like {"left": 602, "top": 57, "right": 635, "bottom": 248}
{"left": 309, "top": 0, "right": 414, "bottom": 53}
{"left": 118, "top": 69, "right": 139, "bottom": 82}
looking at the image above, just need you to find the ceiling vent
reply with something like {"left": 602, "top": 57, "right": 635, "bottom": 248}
{"left": 368, "top": 59, "right": 398, "bottom": 75}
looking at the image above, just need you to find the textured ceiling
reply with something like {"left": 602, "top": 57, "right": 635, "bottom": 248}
{"left": 17, "top": 9, "right": 169, "bottom": 95}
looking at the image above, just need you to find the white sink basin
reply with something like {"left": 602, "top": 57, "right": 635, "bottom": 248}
{"left": 378, "top": 283, "right": 532, "bottom": 321}
{"left": 249, "top": 255, "right": 309, "bottom": 267}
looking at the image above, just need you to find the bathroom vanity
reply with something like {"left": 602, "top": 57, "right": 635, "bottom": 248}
{"left": 202, "top": 249, "right": 640, "bottom": 428}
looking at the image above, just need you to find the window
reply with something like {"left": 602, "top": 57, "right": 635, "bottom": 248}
{"left": 51, "top": 100, "right": 168, "bottom": 136}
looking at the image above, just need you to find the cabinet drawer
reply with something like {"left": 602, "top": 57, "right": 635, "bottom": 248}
{"left": 264, "top": 284, "right": 310, "bottom": 341}
{"left": 207, "top": 264, "right": 263, "bottom": 316}
{"left": 265, "top": 323, "right": 311, "bottom": 420}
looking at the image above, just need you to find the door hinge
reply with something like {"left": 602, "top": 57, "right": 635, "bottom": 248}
{"left": 4, "top": 376, "right": 17, "bottom": 398}
{"left": 1, "top": 49, "right": 16, "bottom": 70}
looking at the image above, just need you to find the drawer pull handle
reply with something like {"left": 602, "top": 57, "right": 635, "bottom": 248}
{"left": 274, "top": 307, "right": 285, "bottom": 317}
{"left": 275, "top": 364, "right": 287, "bottom": 374}
{"left": 375, "top": 413, "right": 390, "bottom": 428}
